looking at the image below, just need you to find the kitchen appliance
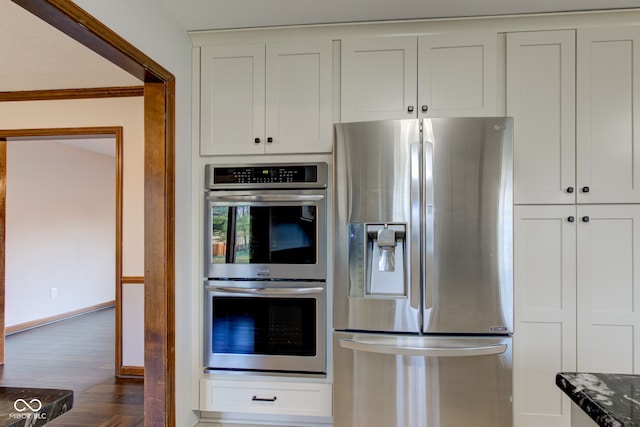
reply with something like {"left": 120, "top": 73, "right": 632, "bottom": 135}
{"left": 204, "top": 162, "right": 328, "bottom": 374}
{"left": 204, "top": 162, "right": 328, "bottom": 281}
{"left": 333, "top": 118, "right": 513, "bottom": 426}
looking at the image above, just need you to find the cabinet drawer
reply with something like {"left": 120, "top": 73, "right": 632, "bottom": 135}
{"left": 200, "top": 379, "right": 332, "bottom": 417}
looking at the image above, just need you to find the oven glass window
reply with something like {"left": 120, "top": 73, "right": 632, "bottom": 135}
{"left": 211, "top": 297, "right": 316, "bottom": 356}
{"left": 211, "top": 206, "right": 317, "bottom": 264}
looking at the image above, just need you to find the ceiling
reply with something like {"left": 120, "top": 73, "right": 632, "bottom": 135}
{"left": 0, "top": 0, "right": 140, "bottom": 91}
{"left": 2, "top": 0, "right": 640, "bottom": 92}
{"left": 159, "top": 0, "right": 640, "bottom": 32}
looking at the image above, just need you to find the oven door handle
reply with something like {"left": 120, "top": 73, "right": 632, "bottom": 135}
{"left": 207, "top": 194, "right": 324, "bottom": 202}
{"left": 206, "top": 285, "right": 324, "bottom": 295}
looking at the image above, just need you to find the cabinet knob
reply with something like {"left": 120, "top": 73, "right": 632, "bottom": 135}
{"left": 582, "top": 186, "right": 590, "bottom": 193}
{"left": 267, "top": 137, "right": 273, "bottom": 144}
{"left": 568, "top": 216, "right": 575, "bottom": 222}
{"left": 582, "top": 216, "right": 590, "bottom": 223}
{"left": 254, "top": 138, "right": 261, "bottom": 144}
{"left": 407, "top": 106, "right": 414, "bottom": 113}
{"left": 421, "top": 105, "right": 428, "bottom": 112}
{"left": 567, "top": 187, "right": 574, "bottom": 193}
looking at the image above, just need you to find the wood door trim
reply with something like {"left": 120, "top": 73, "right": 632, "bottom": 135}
{"left": 8, "top": 1, "right": 176, "bottom": 426}
{"left": 0, "top": 139, "right": 5, "bottom": 366}
{"left": 0, "top": 86, "right": 144, "bottom": 102}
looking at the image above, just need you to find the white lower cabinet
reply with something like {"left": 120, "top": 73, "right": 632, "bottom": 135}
{"left": 576, "top": 204, "right": 640, "bottom": 373}
{"left": 514, "top": 204, "right": 640, "bottom": 427}
{"left": 200, "top": 378, "right": 332, "bottom": 418}
{"left": 514, "top": 205, "right": 577, "bottom": 427}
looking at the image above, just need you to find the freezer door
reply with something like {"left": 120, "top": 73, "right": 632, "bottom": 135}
{"left": 333, "top": 332, "right": 513, "bottom": 427}
{"left": 423, "top": 117, "right": 513, "bottom": 334}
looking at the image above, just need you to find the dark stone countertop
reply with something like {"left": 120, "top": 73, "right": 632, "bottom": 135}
{"left": 0, "top": 387, "right": 73, "bottom": 426}
{"left": 556, "top": 372, "right": 640, "bottom": 427}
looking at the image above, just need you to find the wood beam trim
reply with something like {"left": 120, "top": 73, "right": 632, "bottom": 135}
{"left": 0, "top": 126, "right": 123, "bottom": 138}
{"left": 0, "top": 138, "right": 5, "bottom": 366}
{"left": 11, "top": 0, "right": 172, "bottom": 82}
{"left": 144, "top": 80, "right": 175, "bottom": 427}
{"left": 0, "top": 86, "right": 144, "bottom": 102}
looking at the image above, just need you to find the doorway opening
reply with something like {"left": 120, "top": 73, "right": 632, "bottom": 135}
{"left": 0, "top": 127, "right": 140, "bottom": 377}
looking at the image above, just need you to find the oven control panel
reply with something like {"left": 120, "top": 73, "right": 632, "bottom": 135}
{"left": 205, "top": 163, "right": 328, "bottom": 189}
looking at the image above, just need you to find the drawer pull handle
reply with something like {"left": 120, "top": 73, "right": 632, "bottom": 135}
{"left": 252, "top": 395, "right": 277, "bottom": 402}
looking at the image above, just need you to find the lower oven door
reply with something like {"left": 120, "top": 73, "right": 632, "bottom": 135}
{"left": 204, "top": 281, "right": 327, "bottom": 374}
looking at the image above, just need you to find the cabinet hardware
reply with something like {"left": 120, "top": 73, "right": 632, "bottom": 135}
{"left": 254, "top": 138, "right": 261, "bottom": 144}
{"left": 582, "top": 186, "right": 590, "bottom": 193}
{"left": 421, "top": 105, "right": 428, "bottom": 112}
{"left": 567, "top": 187, "right": 574, "bottom": 193}
{"left": 252, "top": 395, "right": 277, "bottom": 402}
{"left": 267, "top": 137, "right": 273, "bottom": 143}
{"left": 582, "top": 216, "right": 590, "bottom": 222}
{"left": 568, "top": 216, "right": 575, "bottom": 222}
{"left": 407, "top": 106, "right": 414, "bottom": 113}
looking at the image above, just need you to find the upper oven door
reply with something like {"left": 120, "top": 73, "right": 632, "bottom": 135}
{"left": 205, "top": 188, "right": 327, "bottom": 280}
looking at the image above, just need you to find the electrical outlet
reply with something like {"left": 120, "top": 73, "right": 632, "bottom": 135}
{"left": 50, "top": 288, "right": 58, "bottom": 298}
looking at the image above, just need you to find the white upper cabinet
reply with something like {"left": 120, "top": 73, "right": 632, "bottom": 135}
{"left": 341, "top": 36, "right": 417, "bottom": 122}
{"left": 577, "top": 27, "right": 640, "bottom": 203}
{"left": 200, "top": 44, "right": 265, "bottom": 156}
{"left": 200, "top": 41, "right": 333, "bottom": 156}
{"left": 418, "top": 32, "right": 498, "bottom": 118}
{"left": 340, "top": 32, "right": 498, "bottom": 122}
{"left": 507, "top": 31, "right": 576, "bottom": 205}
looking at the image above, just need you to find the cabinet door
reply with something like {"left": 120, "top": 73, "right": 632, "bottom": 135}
{"left": 341, "top": 36, "right": 417, "bottom": 122}
{"left": 514, "top": 205, "right": 576, "bottom": 427}
{"left": 507, "top": 31, "right": 576, "bottom": 205}
{"left": 418, "top": 32, "right": 498, "bottom": 117}
{"left": 577, "top": 27, "right": 640, "bottom": 203}
{"left": 266, "top": 41, "right": 332, "bottom": 154}
{"left": 200, "top": 44, "right": 265, "bottom": 156}
{"left": 577, "top": 205, "right": 640, "bottom": 374}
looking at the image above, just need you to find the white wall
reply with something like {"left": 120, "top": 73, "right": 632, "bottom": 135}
{"left": 0, "top": 97, "right": 145, "bottom": 275}
{"left": 5, "top": 140, "right": 115, "bottom": 326}
{"left": 65, "top": 1, "right": 195, "bottom": 425}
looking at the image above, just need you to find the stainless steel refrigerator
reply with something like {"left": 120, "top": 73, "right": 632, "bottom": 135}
{"left": 333, "top": 117, "right": 513, "bottom": 427}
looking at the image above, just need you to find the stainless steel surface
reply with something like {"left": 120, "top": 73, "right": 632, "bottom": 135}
{"left": 423, "top": 117, "right": 513, "bottom": 333}
{"left": 333, "top": 331, "right": 513, "bottom": 427}
{"left": 206, "top": 285, "right": 325, "bottom": 295}
{"left": 339, "top": 336, "right": 507, "bottom": 357}
{"left": 333, "top": 117, "right": 513, "bottom": 334}
{"left": 210, "top": 194, "right": 325, "bottom": 202}
{"left": 334, "top": 119, "right": 421, "bottom": 333}
{"left": 333, "top": 118, "right": 513, "bottom": 427}
{"left": 205, "top": 280, "right": 326, "bottom": 374}
{"left": 204, "top": 187, "right": 327, "bottom": 281}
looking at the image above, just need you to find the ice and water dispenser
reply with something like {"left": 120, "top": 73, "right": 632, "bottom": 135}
{"left": 348, "top": 223, "right": 407, "bottom": 298}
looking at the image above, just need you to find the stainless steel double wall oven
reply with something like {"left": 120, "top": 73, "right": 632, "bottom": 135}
{"left": 203, "top": 163, "right": 328, "bottom": 374}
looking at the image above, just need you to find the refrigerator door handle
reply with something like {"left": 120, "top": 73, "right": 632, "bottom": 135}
{"left": 409, "top": 142, "right": 421, "bottom": 310}
{"left": 339, "top": 338, "right": 507, "bottom": 357}
{"left": 422, "top": 134, "right": 435, "bottom": 311}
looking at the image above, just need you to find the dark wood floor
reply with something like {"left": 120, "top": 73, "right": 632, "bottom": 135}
{"left": 0, "top": 307, "right": 144, "bottom": 426}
